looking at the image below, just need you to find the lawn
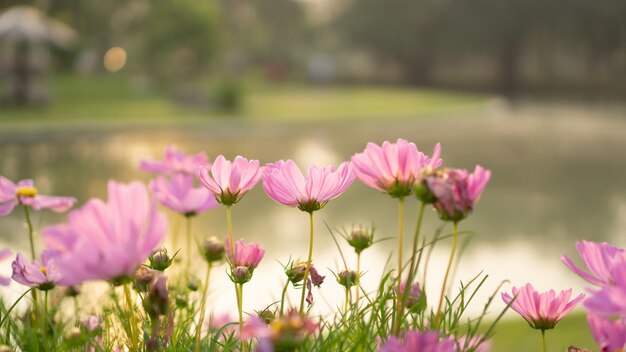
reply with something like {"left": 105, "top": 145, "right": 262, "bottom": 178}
{"left": 0, "top": 74, "right": 489, "bottom": 129}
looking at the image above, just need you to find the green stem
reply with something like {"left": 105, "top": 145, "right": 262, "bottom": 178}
{"left": 299, "top": 212, "right": 314, "bottom": 315}
{"left": 195, "top": 262, "right": 212, "bottom": 352}
{"left": 344, "top": 287, "right": 349, "bottom": 317}
{"left": 44, "top": 290, "right": 48, "bottom": 324}
{"left": 279, "top": 280, "right": 289, "bottom": 316}
{"left": 23, "top": 205, "right": 35, "bottom": 260}
{"left": 392, "top": 198, "right": 405, "bottom": 335}
{"left": 186, "top": 215, "right": 193, "bottom": 269}
{"left": 124, "top": 283, "right": 138, "bottom": 351}
{"left": 433, "top": 221, "right": 458, "bottom": 328}
{"left": 398, "top": 202, "right": 425, "bottom": 331}
{"left": 237, "top": 283, "right": 245, "bottom": 352}
{"left": 0, "top": 288, "right": 33, "bottom": 328}
{"left": 541, "top": 329, "right": 547, "bottom": 352}
{"left": 355, "top": 252, "right": 361, "bottom": 308}
{"left": 226, "top": 206, "right": 234, "bottom": 258}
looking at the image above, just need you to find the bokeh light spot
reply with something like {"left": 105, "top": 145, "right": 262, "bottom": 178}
{"left": 103, "top": 47, "right": 127, "bottom": 72}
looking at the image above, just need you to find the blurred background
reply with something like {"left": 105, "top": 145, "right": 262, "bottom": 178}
{"left": 1, "top": 0, "right": 626, "bottom": 350}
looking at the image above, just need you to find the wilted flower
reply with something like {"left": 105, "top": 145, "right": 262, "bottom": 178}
{"left": 241, "top": 310, "right": 319, "bottom": 351}
{"left": 196, "top": 155, "right": 263, "bottom": 206}
{"left": 226, "top": 239, "right": 264, "bottom": 284}
{"left": 351, "top": 139, "right": 442, "bottom": 198}
{"left": 285, "top": 259, "right": 324, "bottom": 286}
{"left": 0, "top": 176, "right": 75, "bottom": 216}
{"left": 200, "top": 236, "right": 225, "bottom": 263}
{"left": 337, "top": 270, "right": 358, "bottom": 289}
{"left": 501, "top": 283, "right": 584, "bottom": 331}
{"left": 345, "top": 226, "right": 374, "bottom": 254}
{"left": 11, "top": 251, "right": 63, "bottom": 290}
{"left": 42, "top": 181, "right": 167, "bottom": 285}
{"left": 140, "top": 145, "right": 209, "bottom": 175}
{"left": 561, "top": 240, "right": 625, "bottom": 286}
{"left": 379, "top": 330, "right": 455, "bottom": 352}
{"left": 0, "top": 249, "right": 11, "bottom": 286}
{"left": 424, "top": 165, "right": 491, "bottom": 222}
{"left": 262, "top": 160, "right": 355, "bottom": 213}
{"left": 148, "top": 248, "right": 176, "bottom": 272}
{"left": 149, "top": 174, "right": 218, "bottom": 216}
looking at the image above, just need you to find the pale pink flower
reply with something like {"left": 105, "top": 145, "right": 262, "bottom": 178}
{"left": 0, "top": 176, "right": 75, "bottom": 216}
{"left": 0, "top": 249, "right": 11, "bottom": 286}
{"left": 379, "top": 330, "right": 455, "bottom": 352}
{"left": 196, "top": 155, "right": 263, "bottom": 206}
{"left": 424, "top": 165, "right": 491, "bottom": 222}
{"left": 140, "top": 145, "right": 209, "bottom": 175}
{"left": 226, "top": 239, "right": 265, "bottom": 284}
{"left": 456, "top": 336, "right": 491, "bottom": 352}
{"left": 501, "top": 283, "right": 584, "bottom": 330}
{"left": 584, "top": 255, "right": 626, "bottom": 316}
{"left": 561, "top": 241, "right": 625, "bottom": 286}
{"left": 587, "top": 314, "right": 626, "bottom": 352}
{"left": 80, "top": 315, "right": 103, "bottom": 332}
{"left": 262, "top": 160, "right": 355, "bottom": 213}
{"left": 11, "top": 251, "right": 63, "bottom": 290}
{"left": 351, "top": 139, "right": 441, "bottom": 198}
{"left": 42, "top": 181, "right": 167, "bottom": 285}
{"left": 149, "top": 173, "right": 218, "bottom": 216}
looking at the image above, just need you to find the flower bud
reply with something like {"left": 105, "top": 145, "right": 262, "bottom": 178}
{"left": 201, "top": 237, "right": 225, "bottom": 263}
{"left": 347, "top": 226, "right": 374, "bottom": 254}
{"left": 148, "top": 248, "right": 175, "bottom": 272}
{"left": 337, "top": 270, "right": 358, "bottom": 289}
{"left": 175, "top": 294, "right": 188, "bottom": 308}
{"left": 187, "top": 276, "right": 201, "bottom": 291}
{"left": 414, "top": 181, "right": 436, "bottom": 204}
{"left": 397, "top": 281, "right": 423, "bottom": 311}
{"left": 285, "top": 260, "right": 307, "bottom": 284}
{"left": 134, "top": 267, "right": 157, "bottom": 292}
{"left": 65, "top": 285, "right": 81, "bottom": 297}
{"left": 231, "top": 266, "right": 252, "bottom": 284}
{"left": 257, "top": 308, "right": 275, "bottom": 324}
{"left": 144, "top": 275, "right": 169, "bottom": 318}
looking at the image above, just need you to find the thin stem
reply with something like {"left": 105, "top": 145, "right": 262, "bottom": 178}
{"left": 237, "top": 283, "right": 245, "bottom": 352}
{"left": 0, "top": 288, "right": 33, "bottom": 328}
{"left": 279, "top": 280, "right": 289, "bottom": 316}
{"left": 195, "top": 262, "right": 212, "bottom": 352}
{"left": 541, "top": 329, "right": 547, "bottom": 352}
{"left": 23, "top": 205, "right": 35, "bottom": 260}
{"left": 44, "top": 290, "right": 48, "bottom": 324}
{"left": 226, "top": 206, "right": 234, "bottom": 258}
{"left": 124, "top": 283, "right": 138, "bottom": 351}
{"left": 407, "top": 202, "right": 426, "bottom": 285}
{"left": 344, "top": 287, "right": 349, "bottom": 317}
{"left": 392, "top": 198, "right": 405, "bottom": 335}
{"left": 355, "top": 253, "right": 361, "bottom": 308}
{"left": 433, "top": 221, "right": 459, "bottom": 328}
{"left": 299, "top": 212, "right": 314, "bottom": 315}
{"left": 185, "top": 215, "right": 192, "bottom": 269}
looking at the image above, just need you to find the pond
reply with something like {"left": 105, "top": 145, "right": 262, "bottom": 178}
{"left": 1, "top": 101, "right": 625, "bottom": 318}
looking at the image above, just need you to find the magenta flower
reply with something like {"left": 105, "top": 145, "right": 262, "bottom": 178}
{"left": 379, "top": 331, "right": 455, "bottom": 352}
{"left": 11, "top": 251, "right": 63, "bottom": 290}
{"left": 196, "top": 155, "right": 263, "bottom": 206}
{"left": 351, "top": 139, "right": 442, "bottom": 198}
{"left": 149, "top": 173, "right": 218, "bottom": 216}
{"left": 262, "top": 160, "right": 355, "bottom": 213}
{"left": 501, "top": 283, "right": 585, "bottom": 331}
{"left": 561, "top": 241, "right": 625, "bottom": 286}
{"left": 0, "top": 176, "right": 75, "bottom": 216}
{"left": 140, "top": 145, "right": 209, "bottom": 175}
{"left": 0, "top": 249, "right": 11, "bottom": 286}
{"left": 226, "top": 239, "right": 265, "bottom": 284}
{"left": 42, "top": 181, "right": 167, "bottom": 285}
{"left": 584, "top": 255, "right": 626, "bottom": 316}
{"left": 588, "top": 314, "right": 626, "bottom": 352}
{"left": 424, "top": 165, "right": 491, "bottom": 222}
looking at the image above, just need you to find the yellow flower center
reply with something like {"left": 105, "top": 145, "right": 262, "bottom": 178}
{"left": 16, "top": 186, "right": 37, "bottom": 198}
{"left": 40, "top": 266, "right": 47, "bottom": 275}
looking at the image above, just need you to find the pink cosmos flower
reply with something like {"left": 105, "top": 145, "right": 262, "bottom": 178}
{"left": 561, "top": 241, "right": 625, "bottom": 286}
{"left": 149, "top": 173, "right": 218, "bottom": 216}
{"left": 262, "top": 160, "right": 355, "bottom": 213}
{"left": 241, "top": 310, "right": 319, "bottom": 351}
{"left": 424, "top": 165, "right": 491, "bottom": 222}
{"left": 140, "top": 145, "right": 209, "bottom": 175}
{"left": 379, "top": 331, "right": 455, "bottom": 352}
{"left": 587, "top": 314, "right": 626, "bottom": 352}
{"left": 351, "top": 139, "right": 442, "bottom": 198}
{"left": 456, "top": 336, "right": 491, "bottom": 352}
{"left": 584, "top": 255, "right": 626, "bottom": 316}
{"left": 0, "top": 249, "right": 11, "bottom": 286}
{"left": 226, "top": 239, "right": 265, "bottom": 284}
{"left": 501, "top": 283, "right": 585, "bottom": 331}
{"left": 0, "top": 176, "right": 75, "bottom": 216}
{"left": 11, "top": 251, "right": 63, "bottom": 290}
{"left": 196, "top": 155, "right": 263, "bottom": 206}
{"left": 42, "top": 181, "right": 167, "bottom": 285}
